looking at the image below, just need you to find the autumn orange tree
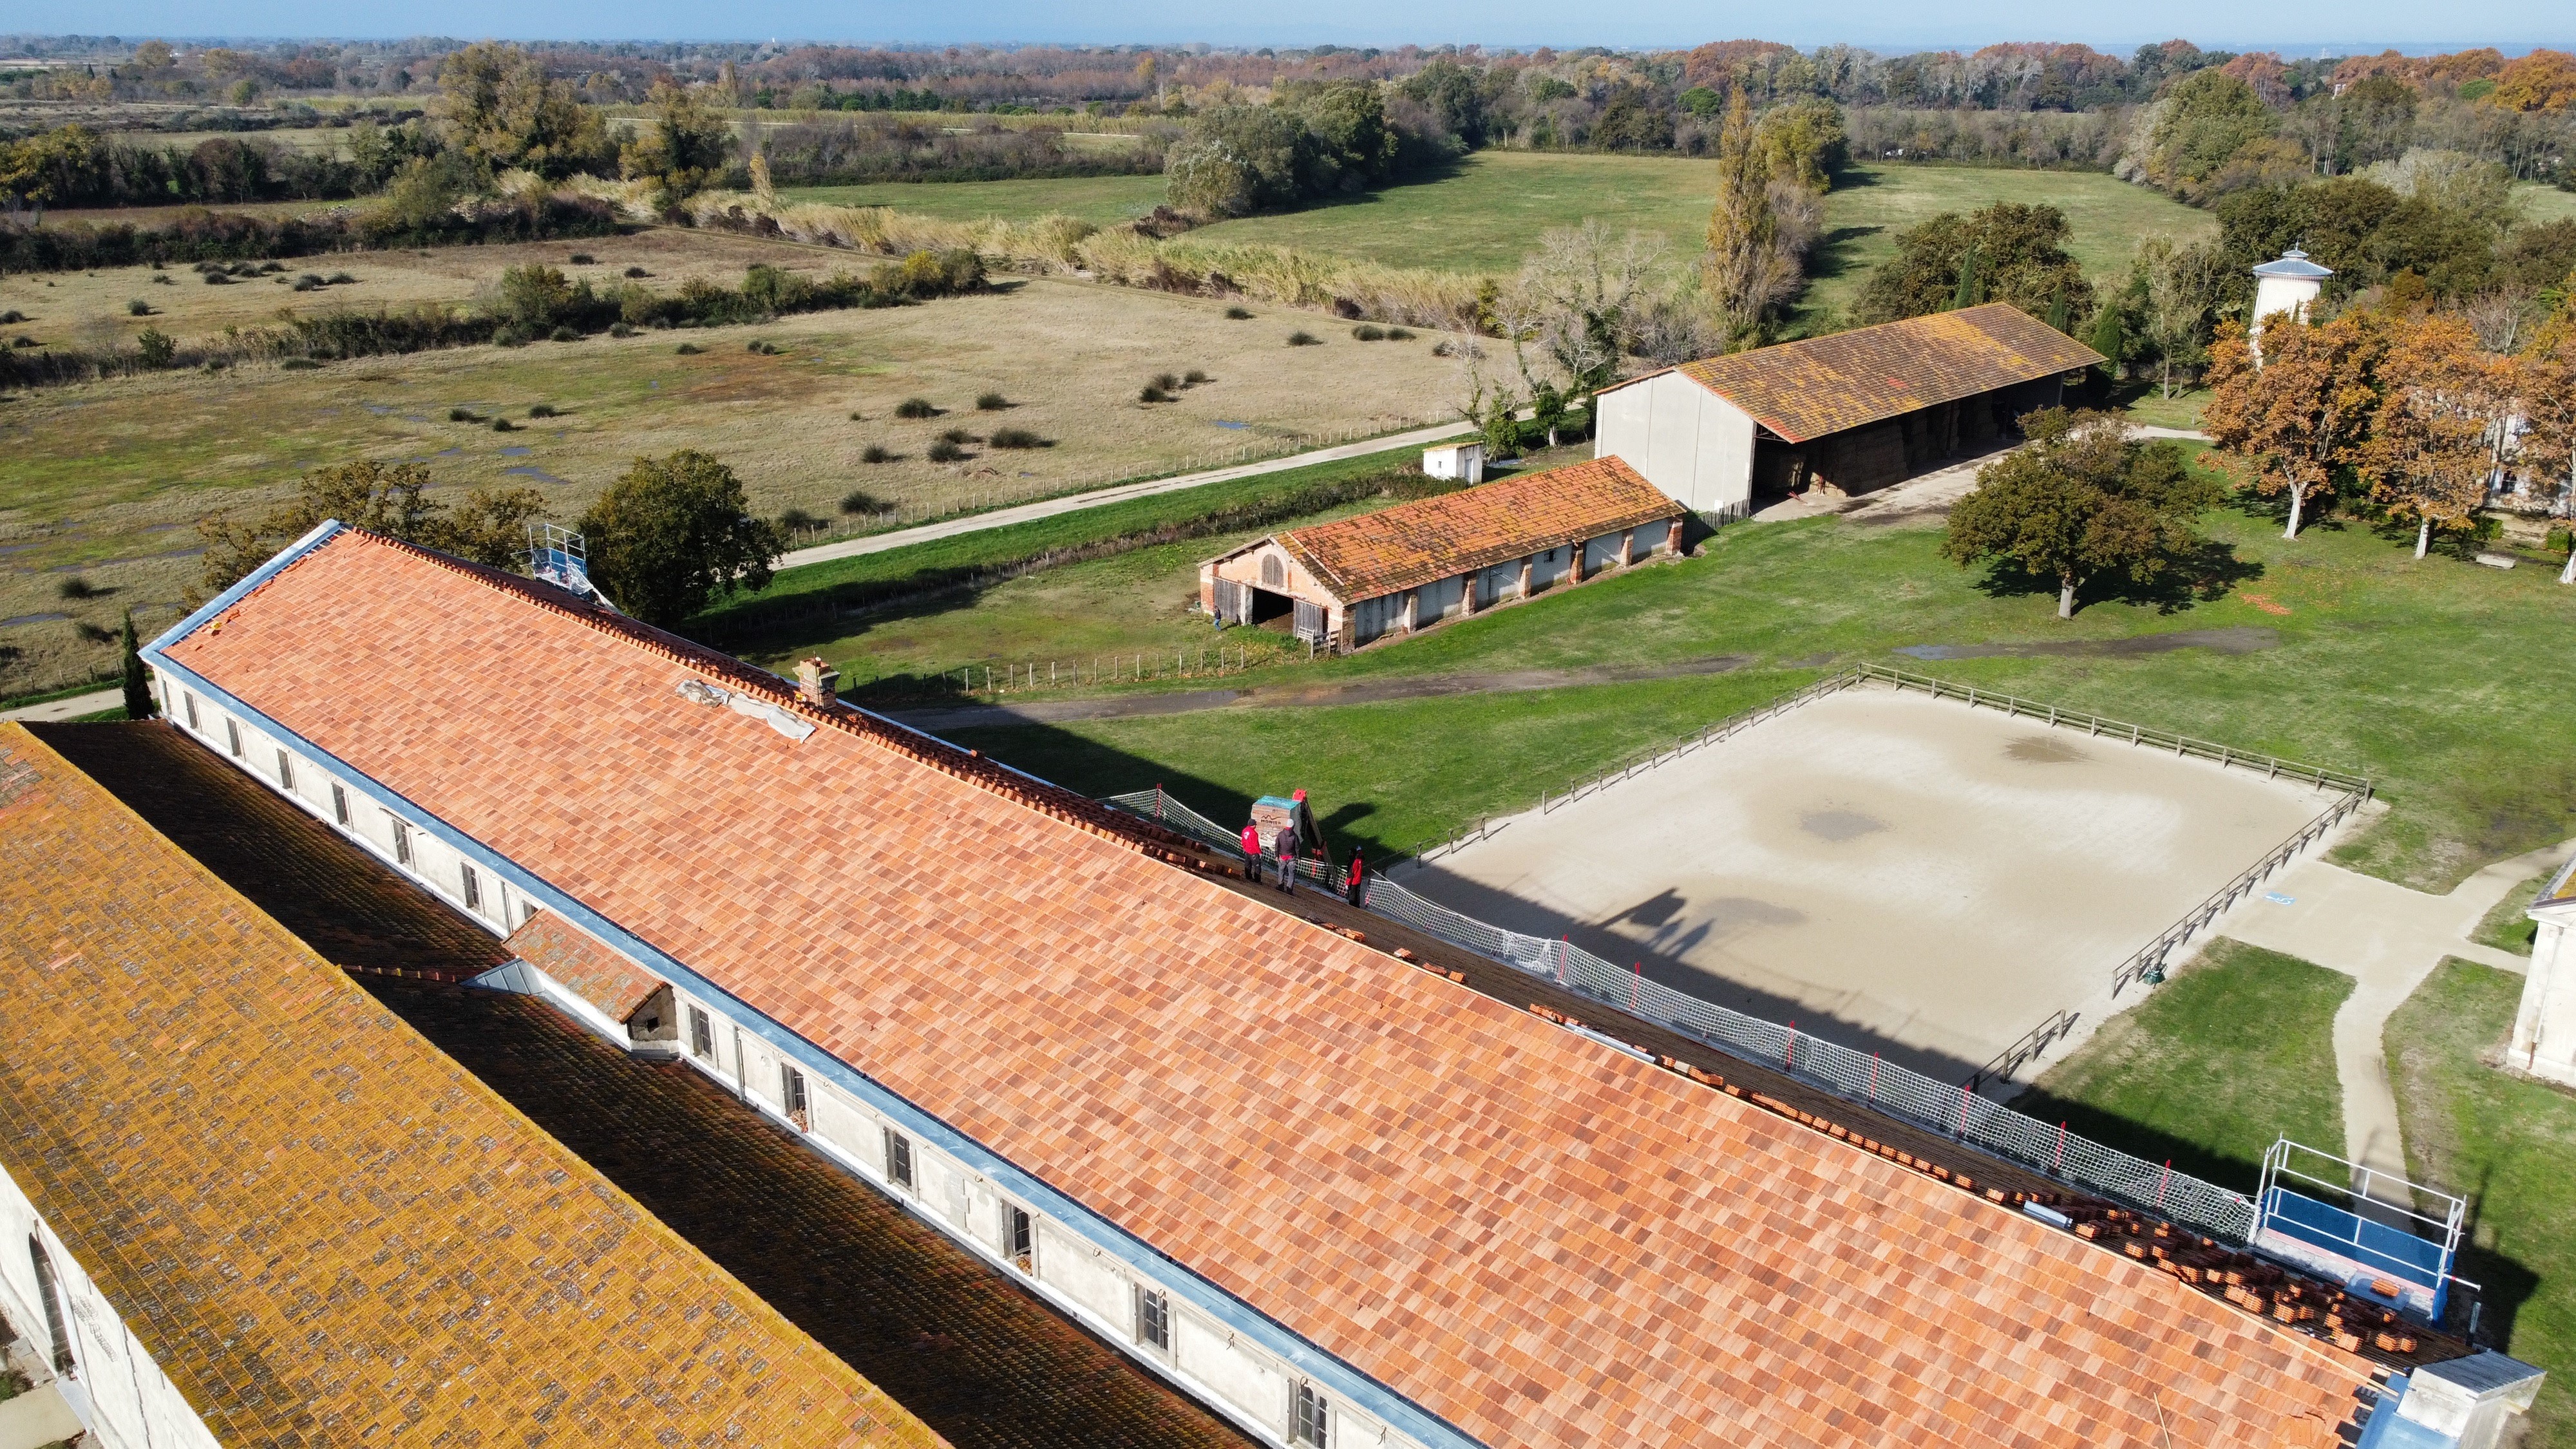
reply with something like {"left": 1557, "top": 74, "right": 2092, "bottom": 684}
{"left": 2358, "top": 314, "right": 2501, "bottom": 559}
{"left": 2202, "top": 312, "right": 2391, "bottom": 539}
{"left": 2512, "top": 315, "right": 2576, "bottom": 582}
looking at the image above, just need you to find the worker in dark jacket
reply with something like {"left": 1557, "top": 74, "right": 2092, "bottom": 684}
{"left": 1275, "top": 820, "right": 1299, "bottom": 895}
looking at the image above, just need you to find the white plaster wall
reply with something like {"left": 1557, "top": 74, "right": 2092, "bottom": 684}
{"left": 0, "top": 1160, "right": 225, "bottom": 1449}
{"left": 1177, "top": 1311, "right": 1289, "bottom": 1435}
{"left": 2512, "top": 914, "right": 2576, "bottom": 1084}
{"left": 1530, "top": 544, "right": 1571, "bottom": 591}
{"left": 1582, "top": 531, "right": 1628, "bottom": 576}
{"left": 1039, "top": 1222, "right": 1133, "bottom": 1327}
{"left": 1596, "top": 372, "right": 1757, "bottom": 514}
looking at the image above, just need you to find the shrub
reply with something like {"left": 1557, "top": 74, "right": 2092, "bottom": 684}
{"left": 128, "top": 298, "right": 153, "bottom": 315}
{"left": 1287, "top": 330, "right": 1320, "bottom": 346}
{"left": 608, "top": 322, "right": 634, "bottom": 337}
{"left": 1139, "top": 384, "right": 1171, "bottom": 402}
{"left": 976, "top": 391, "right": 1009, "bottom": 410}
{"left": 290, "top": 276, "right": 318, "bottom": 291}
{"left": 202, "top": 271, "right": 232, "bottom": 285}
{"left": 57, "top": 576, "right": 93, "bottom": 600}
{"left": 0, "top": 310, "right": 19, "bottom": 323}
{"left": 493, "top": 327, "right": 529, "bottom": 347}
{"left": 2549, "top": 527, "right": 2573, "bottom": 554}
{"left": 1351, "top": 323, "right": 1385, "bottom": 341}
{"left": 327, "top": 271, "right": 355, "bottom": 284}
{"left": 779, "top": 506, "right": 822, "bottom": 531}
{"left": 624, "top": 265, "right": 649, "bottom": 278}
{"left": 151, "top": 273, "right": 174, "bottom": 285}
{"left": 257, "top": 261, "right": 283, "bottom": 274}
{"left": 1224, "top": 305, "right": 1253, "bottom": 319}
{"left": 529, "top": 403, "right": 557, "bottom": 417}
{"left": 1386, "top": 327, "right": 1415, "bottom": 341}
{"left": 549, "top": 325, "right": 579, "bottom": 342}
{"left": 1183, "top": 368, "right": 1208, "bottom": 386}
{"left": 861, "top": 444, "right": 895, "bottom": 464}
{"left": 895, "top": 397, "right": 938, "bottom": 419}
{"left": 279, "top": 357, "right": 319, "bottom": 370}
{"left": 569, "top": 252, "right": 596, "bottom": 265}
{"left": 12, "top": 336, "right": 36, "bottom": 348}
{"left": 989, "top": 428, "right": 1047, "bottom": 449}
{"left": 1430, "top": 339, "right": 1454, "bottom": 356}
{"left": 840, "top": 488, "right": 887, "bottom": 513}
{"left": 135, "top": 328, "right": 175, "bottom": 367}
{"left": 675, "top": 342, "right": 703, "bottom": 355}
{"left": 448, "top": 406, "right": 480, "bottom": 422}
{"left": 927, "top": 438, "right": 967, "bottom": 462}
{"left": 492, "top": 418, "right": 516, "bottom": 432}
{"left": 1153, "top": 372, "right": 1180, "bottom": 392}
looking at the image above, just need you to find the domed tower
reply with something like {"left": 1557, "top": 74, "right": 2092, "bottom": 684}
{"left": 2249, "top": 247, "right": 2333, "bottom": 360}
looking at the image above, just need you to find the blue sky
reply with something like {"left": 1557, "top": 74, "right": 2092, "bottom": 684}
{"left": 18, "top": 0, "right": 2568, "bottom": 53}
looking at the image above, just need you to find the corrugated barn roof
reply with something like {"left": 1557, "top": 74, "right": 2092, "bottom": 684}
{"left": 1640, "top": 303, "right": 2103, "bottom": 443}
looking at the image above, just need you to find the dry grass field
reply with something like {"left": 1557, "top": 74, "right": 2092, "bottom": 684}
{"left": 0, "top": 227, "right": 1468, "bottom": 697}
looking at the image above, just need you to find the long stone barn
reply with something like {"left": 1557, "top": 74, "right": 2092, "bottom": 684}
{"left": 118, "top": 518, "right": 2497, "bottom": 1449}
{"left": 1198, "top": 457, "right": 1687, "bottom": 652}
{"left": 1594, "top": 301, "right": 2105, "bottom": 520}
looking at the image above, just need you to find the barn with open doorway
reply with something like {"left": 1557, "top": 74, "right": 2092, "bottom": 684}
{"left": 1198, "top": 457, "right": 1687, "bottom": 654}
{"left": 1593, "top": 303, "right": 2103, "bottom": 520}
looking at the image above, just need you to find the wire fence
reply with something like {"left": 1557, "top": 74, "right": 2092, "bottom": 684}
{"left": 1356, "top": 872, "right": 2261, "bottom": 1242}
{"left": 929, "top": 643, "right": 1302, "bottom": 698}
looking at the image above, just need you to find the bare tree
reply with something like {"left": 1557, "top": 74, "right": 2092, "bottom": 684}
{"left": 2462, "top": 284, "right": 2538, "bottom": 355}
{"left": 1493, "top": 220, "right": 1668, "bottom": 414}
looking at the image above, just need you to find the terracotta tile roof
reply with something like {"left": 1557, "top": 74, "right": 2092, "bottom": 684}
{"left": 1653, "top": 303, "right": 2105, "bottom": 443}
{"left": 507, "top": 909, "right": 665, "bottom": 1021}
{"left": 1272, "top": 457, "right": 1682, "bottom": 601}
{"left": 160, "top": 531, "right": 2380, "bottom": 1449}
{"left": 0, "top": 723, "right": 946, "bottom": 1449}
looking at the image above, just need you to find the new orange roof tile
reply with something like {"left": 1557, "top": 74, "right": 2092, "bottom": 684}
{"left": 1648, "top": 303, "right": 2105, "bottom": 442}
{"left": 159, "top": 531, "right": 2378, "bottom": 1449}
{"left": 1272, "top": 457, "right": 1681, "bottom": 601}
{"left": 506, "top": 909, "right": 665, "bottom": 1021}
{"left": 0, "top": 723, "right": 945, "bottom": 1449}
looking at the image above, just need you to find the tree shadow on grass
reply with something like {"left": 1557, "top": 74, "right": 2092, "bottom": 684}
{"left": 1802, "top": 224, "right": 1883, "bottom": 285}
{"left": 1965, "top": 537, "right": 2264, "bottom": 616}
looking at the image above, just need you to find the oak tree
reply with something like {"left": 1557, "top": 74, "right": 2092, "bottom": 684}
{"left": 2201, "top": 310, "right": 2392, "bottom": 538}
{"left": 2359, "top": 314, "right": 2501, "bottom": 559}
{"left": 578, "top": 451, "right": 786, "bottom": 628}
{"left": 1943, "top": 409, "right": 2221, "bottom": 618}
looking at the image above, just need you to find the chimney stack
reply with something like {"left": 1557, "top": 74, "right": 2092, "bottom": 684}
{"left": 795, "top": 657, "right": 840, "bottom": 707}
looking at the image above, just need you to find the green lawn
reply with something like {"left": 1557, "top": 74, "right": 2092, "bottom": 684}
{"left": 2386, "top": 960, "right": 2576, "bottom": 1441}
{"left": 2009, "top": 938, "right": 2351, "bottom": 1191}
{"left": 1799, "top": 164, "right": 2217, "bottom": 326}
{"left": 886, "top": 466, "right": 2576, "bottom": 891}
{"left": 777, "top": 174, "right": 1170, "bottom": 226}
{"left": 2516, "top": 183, "right": 2576, "bottom": 225}
{"left": 2474, "top": 873, "right": 2553, "bottom": 956}
{"left": 1189, "top": 151, "right": 1725, "bottom": 274}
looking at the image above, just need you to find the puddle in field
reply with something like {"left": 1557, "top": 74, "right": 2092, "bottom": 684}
{"left": 498, "top": 446, "right": 533, "bottom": 457}
{"left": 502, "top": 466, "right": 571, "bottom": 486}
{"left": 0, "top": 612, "right": 70, "bottom": 627}
{"left": 1211, "top": 419, "right": 1249, "bottom": 430}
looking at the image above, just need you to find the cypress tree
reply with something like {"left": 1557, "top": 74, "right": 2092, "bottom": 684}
{"left": 119, "top": 609, "right": 156, "bottom": 720}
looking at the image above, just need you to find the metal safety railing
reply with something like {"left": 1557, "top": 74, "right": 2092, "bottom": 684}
{"left": 1356, "top": 871, "right": 2261, "bottom": 1242}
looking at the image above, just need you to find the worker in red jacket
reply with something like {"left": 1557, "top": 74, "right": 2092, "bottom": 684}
{"left": 1240, "top": 822, "right": 1263, "bottom": 879}
{"left": 1345, "top": 849, "right": 1367, "bottom": 905}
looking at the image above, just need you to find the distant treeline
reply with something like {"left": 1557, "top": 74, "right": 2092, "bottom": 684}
{"left": 0, "top": 189, "right": 616, "bottom": 274}
{"left": 753, "top": 116, "right": 1170, "bottom": 187}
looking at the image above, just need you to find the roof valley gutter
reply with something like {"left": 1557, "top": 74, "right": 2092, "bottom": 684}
{"left": 140, "top": 531, "right": 1483, "bottom": 1449}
